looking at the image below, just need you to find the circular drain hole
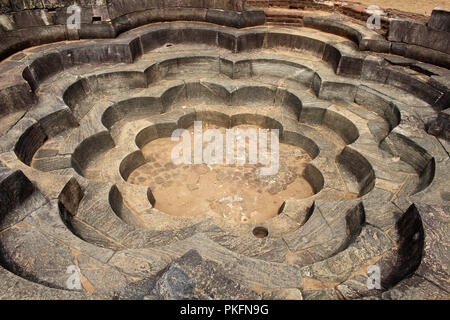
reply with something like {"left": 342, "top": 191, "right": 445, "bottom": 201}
{"left": 253, "top": 227, "right": 269, "bottom": 238}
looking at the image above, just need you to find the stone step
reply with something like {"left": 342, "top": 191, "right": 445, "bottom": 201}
{"left": 283, "top": 200, "right": 365, "bottom": 266}
{"left": 0, "top": 200, "right": 134, "bottom": 294}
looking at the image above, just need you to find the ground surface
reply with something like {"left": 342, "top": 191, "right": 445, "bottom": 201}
{"left": 351, "top": 0, "right": 449, "bottom": 16}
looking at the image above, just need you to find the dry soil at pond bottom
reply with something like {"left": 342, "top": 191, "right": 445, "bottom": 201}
{"left": 128, "top": 125, "right": 315, "bottom": 223}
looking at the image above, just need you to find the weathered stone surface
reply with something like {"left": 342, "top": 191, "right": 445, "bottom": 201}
{"left": 388, "top": 18, "right": 449, "bottom": 53}
{"left": 303, "top": 15, "right": 362, "bottom": 44}
{"left": 361, "top": 56, "right": 390, "bottom": 83}
{"left": 427, "top": 109, "right": 449, "bottom": 140}
{"left": 336, "top": 275, "right": 382, "bottom": 300}
{"left": 388, "top": 16, "right": 450, "bottom": 67}
{"left": 386, "top": 68, "right": 443, "bottom": 105}
{"left": 0, "top": 202, "right": 132, "bottom": 295}
{"left": 404, "top": 44, "right": 450, "bottom": 69}
{"left": 0, "top": 10, "right": 448, "bottom": 300}
{"left": 0, "top": 189, "right": 47, "bottom": 231}
{"left": 0, "top": 166, "right": 34, "bottom": 221}
{"left": 377, "top": 205, "right": 424, "bottom": 290}
{"left": 383, "top": 55, "right": 416, "bottom": 66}
{"left": 303, "top": 288, "right": 340, "bottom": 300}
{"left": 150, "top": 250, "right": 261, "bottom": 300}
{"left": 388, "top": 19, "right": 413, "bottom": 42}
{"left": 108, "top": 249, "right": 169, "bottom": 279}
{"left": 271, "top": 288, "right": 303, "bottom": 300}
{"left": 403, "top": 22, "right": 450, "bottom": 54}
{"left": 382, "top": 275, "right": 449, "bottom": 300}
{"left": 32, "top": 154, "right": 72, "bottom": 172}
{"left": 74, "top": 182, "right": 135, "bottom": 244}
{"left": 204, "top": 229, "right": 288, "bottom": 263}
{"left": 429, "top": 74, "right": 450, "bottom": 107}
{"left": 0, "top": 0, "right": 264, "bottom": 62}
{"left": 25, "top": 200, "right": 115, "bottom": 263}
{"left": 0, "top": 221, "right": 83, "bottom": 290}
{"left": 58, "top": 177, "right": 84, "bottom": 217}
{"left": 113, "top": 276, "right": 157, "bottom": 300}
{"left": 363, "top": 188, "right": 402, "bottom": 231}
{"left": 414, "top": 203, "right": 450, "bottom": 293}
{"left": 0, "top": 266, "right": 106, "bottom": 300}
{"left": 300, "top": 225, "right": 393, "bottom": 283}
{"left": 0, "top": 78, "right": 35, "bottom": 117}
{"left": 391, "top": 42, "right": 407, "bottom": 56}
